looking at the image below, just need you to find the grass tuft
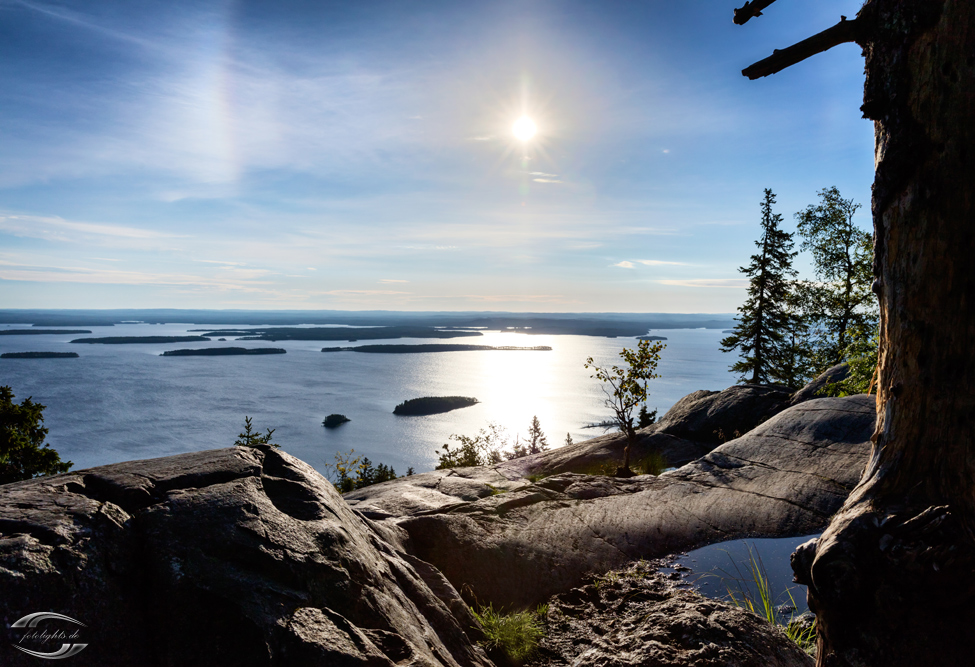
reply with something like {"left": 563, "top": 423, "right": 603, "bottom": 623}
{"left": 472, "top": 603, "right": 545, "bottom": 663}
{"left": 721, "top": 543, "right": 817, "bottom": 655}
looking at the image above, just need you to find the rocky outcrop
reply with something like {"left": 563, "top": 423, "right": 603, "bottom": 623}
{"left": 0, "top": 446, "right": 490, "bottom": 667}
{"left": 348, "top": 396, "right": 875, "bottom": 609}
{"left": 529, "top": 559, "right": 813, "bottom": 667}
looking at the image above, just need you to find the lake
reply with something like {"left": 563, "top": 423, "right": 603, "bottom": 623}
{"left": 0, "top": 323, "right": 738, "bottom": 479}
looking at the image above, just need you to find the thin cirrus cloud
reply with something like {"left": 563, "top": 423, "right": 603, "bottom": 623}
{"left": 658, "top": 278, "right": 748, "bottom": 288}
{"left": 380, "top": 279, "right": 409, "bottom": 283}
{"left": 0, "top": 214, "right": 185, "bottom": 246}
{"left": 0, "top": 260, "right": 273, "bottom": 291}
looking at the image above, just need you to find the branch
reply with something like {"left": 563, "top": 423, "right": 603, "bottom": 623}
{"left": 733, "top": 0, "right": 779, "bottom": 26}
{"left": 742, "top": 16, "right": 861, "bottom": 80}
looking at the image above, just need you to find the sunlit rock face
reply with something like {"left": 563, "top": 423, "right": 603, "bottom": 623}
{"left": 349, "top": 394, "right": 875, "bottom": 609}
{"left": 0, "top": 446, "right": 490, "bottom": 667}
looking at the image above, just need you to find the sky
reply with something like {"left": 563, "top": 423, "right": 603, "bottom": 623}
{"left": 0, "top": 0, "right": 875, "bottom": 313}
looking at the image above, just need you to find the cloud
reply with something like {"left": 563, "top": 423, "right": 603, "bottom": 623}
{"left": 613, "top": 261, "right": 635, "bottom": 269}
{"left": 635, "top": 259, "right": 687, "bottom": 266}
{"left": 0, "top": 213, "right": 186, "bottom": 250}
{"left": 0, "top": 259, "right": 274, "bottom": 291}
{"left": 380, "top": 279, "right": 409, "bottom": 283}
{"left": 324, "top": 289, "right": 411, "bottom": 296}
{"left": 658, "top": 278, "right": 748, "bottom": 288}
{"left": 532, "top": 178, "right": 562, "bottom": 184}
{"left": 529, "top": 172, "right": 558, "bottom": 178}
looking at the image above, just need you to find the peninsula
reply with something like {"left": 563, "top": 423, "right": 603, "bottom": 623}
{"left": 322, "top": 344, "right": 552, "bottom": 353}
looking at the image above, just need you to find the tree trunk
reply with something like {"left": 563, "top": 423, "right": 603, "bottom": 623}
{"left": 792, "top": 1, "right": 975, "bottom": 664}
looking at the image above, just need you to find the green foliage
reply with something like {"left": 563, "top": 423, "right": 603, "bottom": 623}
{"left": 794, "top": 186, "right": 877, "bottom": 370}
{"left": 324, "top": 448, "right": 398, "bottom": 492}
{"left": 637, "top": 404, "right": 657, "bottom": 428}
{"left": 472, "top": 604, "right": 545, "bottom": 663}
{"left": 322, "top": 413, "right": 351, "bottom": 428}
{"left": 234, "top": 416, "right": 279, "bottom": 448}
{"left": 585, "top": 338, "right": 665, "bottom": 471}
{"left": 564, "top": 432, "right": 573, "bottom": 447}
{"left": 436, "top": 417, "right": 551, "bottom": 469}
{"left": 823, "top": 320, "right": 879, "bottom": 397}
{"left": 0, "top": 386, "right": 72, "bottom": 484}
{"left": 436, "top": 422, "right": 509, "bottom": 469}
{"left": 721, "top": 189, "right": 798, "bottom": 384}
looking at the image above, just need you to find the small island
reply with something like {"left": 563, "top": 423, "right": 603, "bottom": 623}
{"left": 1, "top": 329, "right": 92, "bottom": 336}
{"left": 393, "top": 396, "right": 479, "bottom": 416}
{"left": 1, "top": 351, "right": 80, "bottom": 359}
{"left": 71, "top": 336, "right": 211, "bottom": 344}
{"left": 161, "top": 347, "right": 286, "bottom": 356}
{"left": 322, "top": 414, "right": 351, "bottom": 428}
{"left": 636, "top": 335, "right": 668, "bottom": 341}
{"left": 322, "top": 344, "right": 552, "bottom": 353}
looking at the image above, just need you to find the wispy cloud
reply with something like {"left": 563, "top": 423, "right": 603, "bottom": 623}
{"left": 324, "top": 289, "right": 411, "bottom": 296}
{"left": 613, "top": 261, "right": 635, "bottom": 269}
{"left": 635, "top": 259, "right": 687, "bottom": 266}
{"left": 532, "top": 178, "right": 562, "bottom": 184}
{"left": 659, "top": 278, "right": 748, "bottom": 288}
{"left": 380, "top": 279, "right": 409, "bottom": 283}
{"left": 0, "top": 213, "right": 186, "bottom": 250}
{"left": 0, "top": 259, "right": 273, "bottom": 291}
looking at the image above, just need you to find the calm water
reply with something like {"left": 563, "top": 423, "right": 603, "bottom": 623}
{"left": 670, "top": 534, "right": 818, "bottom": 617}
{"left": 0, "top": 323, "right": 737, "bottom": 477}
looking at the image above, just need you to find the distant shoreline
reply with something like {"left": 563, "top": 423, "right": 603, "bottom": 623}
{"left": 71, "top": 336, "right": 211, "bottom": 344}
{"left": 322, "top": 344, "right": 552, "bottom": 353}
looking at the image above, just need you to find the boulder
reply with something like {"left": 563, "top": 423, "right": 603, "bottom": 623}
{"left": 351, "top": 396, "right": 874, "bottom": 610}
{"left": 0, "top": 446, "right": 490, "bottom": 667}
{"left": 530, "top": 559, "right": 813, "bottom": 667}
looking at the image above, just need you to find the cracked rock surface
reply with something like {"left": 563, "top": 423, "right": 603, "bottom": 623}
{"left": 0, "top": 446, "right": 490, "bottom": 667}
{"left": 349, "top": 396, "right": 874, "bottom": 609}
{"left": 528, "top": 559, "right": 813, "bottom": 667}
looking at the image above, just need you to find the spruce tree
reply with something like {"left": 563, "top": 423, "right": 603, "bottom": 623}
{"left": 720, "top": 189, "right": 797, "bottom": 384}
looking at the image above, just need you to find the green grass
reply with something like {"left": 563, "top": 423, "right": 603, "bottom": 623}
{"left": 721, "top": 543, "right": 817, "bottom": 655}
{"left": 472, "top": 604, "right": 546, "bottom": 663}
{"left": 633, "top": 451, "right": 668, "bottom": 475}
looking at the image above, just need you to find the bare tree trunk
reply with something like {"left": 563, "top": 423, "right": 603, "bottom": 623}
{"left": 792, "top": 1, "right": 975, "bottom": 664}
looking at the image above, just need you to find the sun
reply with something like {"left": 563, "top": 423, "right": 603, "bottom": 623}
{"left": 512, "top": 116, "right": 537, "bottom": 142}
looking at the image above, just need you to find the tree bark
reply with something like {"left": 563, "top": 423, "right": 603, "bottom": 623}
{"left": 791, "top": 1, "right": 975, "bottom": 664}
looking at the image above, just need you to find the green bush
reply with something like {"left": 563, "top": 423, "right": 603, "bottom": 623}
{"left": 0, "top": 386, "right": 72, "bottom": 484}
{"left": 324, "top": 449, "right": 398, "bottom": 492}
{"left": 234, "top": 416, "right": 279, "bottom": 448}
{"left": 472, "top": 604, "right": 545, "bottom": 663}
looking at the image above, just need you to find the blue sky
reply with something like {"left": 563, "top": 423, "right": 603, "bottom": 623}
{"left": 0, "top": 0, "right": 873, "bottom": 312}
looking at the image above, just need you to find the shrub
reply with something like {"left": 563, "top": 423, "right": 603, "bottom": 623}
{"left": 324, "top": 449, "right": 397, "bottom": 492}
{"left": 0, "top": 386, "right": 72, "bottom": 484}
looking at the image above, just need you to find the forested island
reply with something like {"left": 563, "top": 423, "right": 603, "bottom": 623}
{"left": 393, "top": 396, "right": 479, "bottom": 416}
{"left": 194, "top": 327, "right": 482, "bottom": 342}
{"left": 636, "top": 335, "right": 668, "bottom": 341}
{"left": 1, "top": 351, "right": 80, "bottom": 358}
{"left": 0, "top": 329, "right": 92, "bottom": 335}
{"left": 71, "top": 336, "right": 211, "bottom": 344}
{"left": 322, "top": 344, "right": 552, "bottom": 353}
{"left": 161, "top": 347, "right": 286, "bottom": 356}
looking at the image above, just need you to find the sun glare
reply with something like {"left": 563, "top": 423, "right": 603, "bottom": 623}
{"left": 512, "top": 116, "right": 537, "bottom": 141}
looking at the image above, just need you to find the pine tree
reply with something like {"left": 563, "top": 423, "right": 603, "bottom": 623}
{"left": 720, "top": 189, "right": 798, "bottom": 384}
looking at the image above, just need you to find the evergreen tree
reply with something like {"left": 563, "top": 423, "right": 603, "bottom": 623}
{"left": 526, "top": 416, "right": 549, "bottom": 454}
{"left": 0, "top": 386, "right": 72, "bottom": 484}
{"left": 794, "top": 186, "right": 876, "bottom": 369}
{"left": 721, "top": 189, "right": 798, "bottom": 384}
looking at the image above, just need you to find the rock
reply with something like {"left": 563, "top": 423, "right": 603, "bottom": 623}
{"left": 0, "top": 446, "right": 490, "bottom": 667}
{"left": 351, "top": 396, "right": 874, "bottom": 610}
{"left": 529, "top": 559, "right": 813, "bottom": 667}
{"left": 789, "top": 363, "right": 851, "bottom": 405}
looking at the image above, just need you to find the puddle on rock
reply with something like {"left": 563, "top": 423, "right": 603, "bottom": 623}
{"left": 661, "top": 534, "right": 820, "bottom": 621}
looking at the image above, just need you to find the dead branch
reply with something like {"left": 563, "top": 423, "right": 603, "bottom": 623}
{"left": 742, "top": 16, "right": 861, "bottom": 79}
{"left": 733, "top": 0, "right": 779, "bottom": 25}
